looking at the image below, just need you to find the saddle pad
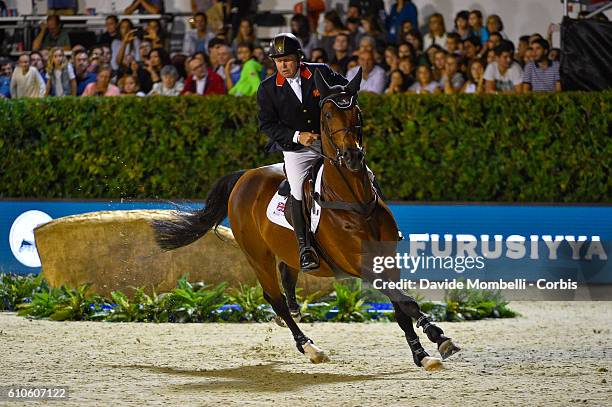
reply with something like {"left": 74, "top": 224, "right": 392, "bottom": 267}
{"left": 266, "top": 163, "right": 323, "bottom": 234}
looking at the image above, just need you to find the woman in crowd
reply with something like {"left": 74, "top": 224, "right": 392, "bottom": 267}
{"left": 113, "top": 18, "right": 141, "bottom": 71}
{"left": 45, "top": 47, "right": 76, "bottom": 96}
{"left": 361, "top": 15, "right": 386, "bottom": 52}
{"left": 319, "top": 11, "right": 348, "bottom": 59}
{"left": 469, "top": 10, "right": 489, "bottom": 45}
{"left": 453, "top": 10, "right": 471, "bottom": 40}
{"left": 290, "top": 14, "right": 317, "bottom": 59}
{"left": 408, "top": 64, "right": 440, "bottom": 94}
{"left": 423, "top": 13, "right": 447, "bottom": 50}
{"left": 83, "top": 65, "right": 120, "bottom": 96}
{"left": 384, "top": 69, "right": 408, "bottom": 94}
{"left": 118, "top": 74, "right": 145, "bottom": 96}
{"left": 148, "top": 65, "right": 184, "bottom": 96}
{"left": 405, "top": 28, "right": 428, "bottom": 65}
{"left": 145, "top": 47, "right": 171, "bottom": 84}
{"left": 232, "top": 18, "right": 259, "bottom": 53}
{"left": 143, "top": 19, "right": 166, "bottom": 49}
{"left": 486, "top": 15, "right": 507, "bottom": 39}
{"left": 461, "top": 59, "right": 485, "bottom": 94}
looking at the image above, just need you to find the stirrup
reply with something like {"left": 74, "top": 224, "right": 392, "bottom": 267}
{"left": 299, "top": 247, "right": 319, "bottom": 271}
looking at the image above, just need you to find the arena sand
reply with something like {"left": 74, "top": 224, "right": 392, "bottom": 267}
{"left": 1, "top": 301, "right": 611, "bottom": 406}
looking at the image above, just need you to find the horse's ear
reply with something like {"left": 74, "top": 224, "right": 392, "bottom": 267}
{"left": 346, "top": 67, "right": 362, "bottom": 95}
{"left": 315, "top": 68, "right": 332, "bottom": 100}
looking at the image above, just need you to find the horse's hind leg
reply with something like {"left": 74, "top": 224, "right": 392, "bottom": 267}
{"left": 279, "top": 262, "right": 301, "bottom": 320}
{"left": 245, "top": 251, "right": 329, "bottom": 363}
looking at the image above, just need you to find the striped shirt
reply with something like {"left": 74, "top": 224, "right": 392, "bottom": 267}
{"left": 522, "top": 60, "right": 560, "bottom": 92}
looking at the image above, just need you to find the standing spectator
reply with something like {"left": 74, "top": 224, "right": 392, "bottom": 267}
{"left": 118, "top": 75, "right": 145, "bottom": 96}
{"left": 0, "top": 59, "right": 12, "bottom": 98}
{"left": 32, "top": 15, "right": 71, "bottom": 51}
{"left": 486, "top": 15, "right": 507, "bottom": 40}
{"left": 113, "top": 19, "right": 141, "bottom": 71}
{"left": 453, "top": 11, "right": 471, "bottom": 40}
{"left": 319, "top": 11, "right": 348, "bottom": 60}
{"left": 439, "top": 54, "right": 465, "bottom": 94}
{"left": 484, "top": 41, "right": 523, "bottom": 94}
{"left": 347, "top": 50, "right": 385, "bottom": 94}
{"left": 423, "top": 13, "right": 447, "bottom": 50}
{"left": 183, "top": 13, "right": 215, "bottom": 56}
{"left": 386, "top": 0, "right": 418, "bottom": 44}
{"left": 148, "top": 65, "right": 183, "bottom": 96}
{"left": 30, "top": 51, "right": 47, "bottom": 84}
{"left": 468, "top": 10, "right": 488, "bottom": 45}
{"left": 73, "top": 50, "right": 96, "bottom": 96}
{"left": 181, "top": 57, "right": 225, "bottom": 95}
{"left": 384, "top": 69, "right": 407, "bottom": 94}
{"left": 10, "top": 53, "right": 45, "bottom": 98}
{"left": 522, "top": 39, "right": 561, "bottom": 93}
{"left": 45, "top": 47, "right": 76, "bottom": 96}
{"left": 290, "top": 14, "right": 317, "bottom": 59}
{"left": 408, "top": 64, "right": 440, "bottom": 94}
{"left": 232, "top": 18, "right": 259, "bottom": 53}
{"left": 124, "top": 0, "right": 164, "bottom": 14}
{"left": 462, "top": 59, "right": 485, "bottom": 94}
{"left": 99, "top": 15, "right": 119, "bottom": 46}
{"left": 82, "top": 65, "right": 120, "bottom": 96}
{"left": 330, "top": 33, "right": 351, "bottom": 75}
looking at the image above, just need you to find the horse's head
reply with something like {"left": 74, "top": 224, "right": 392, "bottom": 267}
{"left": 315, "top": 68, "right": 364, "bottom": 172}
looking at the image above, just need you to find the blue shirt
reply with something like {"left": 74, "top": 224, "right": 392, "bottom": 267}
{"left": 386, "top": 1, "right": 418, "bottom": 43}
{"left": 0, "top": 75, "right": 10, "bottom": 98}
{"left": 76, "top": 71, "right": 97, "bottom": 96}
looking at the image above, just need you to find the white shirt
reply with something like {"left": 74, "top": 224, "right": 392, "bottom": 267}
{"left": 196, "top": 76, "right": 207, "bottom": 94}
{"left": 484, "top": 61, "right": 523, "bottom": 92}
{"left": 347, "top": 65, "right": 386, "bottom": 94}
{"left": 286, "top": 71, "right": 303, "bottom": 143}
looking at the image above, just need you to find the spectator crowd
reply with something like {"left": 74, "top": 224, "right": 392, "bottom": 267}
{"left": 1, "top": 0, "right": 606, "bottom": 100}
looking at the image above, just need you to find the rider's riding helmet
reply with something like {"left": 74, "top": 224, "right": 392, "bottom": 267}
{"left": 268, "top": 33, "right": 303, "bottom": 59}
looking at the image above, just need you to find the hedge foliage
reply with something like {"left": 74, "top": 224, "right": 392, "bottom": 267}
{"left": 1, "top": 93, "right": 610, "bottom": 202}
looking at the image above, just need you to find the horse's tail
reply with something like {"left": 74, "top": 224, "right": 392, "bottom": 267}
{"left": 152, "top": 170, "right": 247, "bottom": 251}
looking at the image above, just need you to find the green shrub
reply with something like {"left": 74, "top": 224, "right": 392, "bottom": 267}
{"left": 1, "top": 93, "right": 610, "bottom": 201}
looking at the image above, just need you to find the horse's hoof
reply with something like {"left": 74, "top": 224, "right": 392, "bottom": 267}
{"left": 273, "top": 315, "right": 287, "bottom": 328}
{"left": 303, "top": 342, "right": 330, "bottom": 364}
{"left": 421, "top": 356, "right": 443, "bottom": 371}
{"left": 438, "top": 339, "right": 461, "bottom": 360}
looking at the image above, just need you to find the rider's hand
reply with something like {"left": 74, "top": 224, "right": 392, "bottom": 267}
{"left": 298, "top": 132, "right": 319, "bottom": 146}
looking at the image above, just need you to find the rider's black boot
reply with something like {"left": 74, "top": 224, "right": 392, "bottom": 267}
{"left": 290, "top": 196, "right": 319, "bottom": 271}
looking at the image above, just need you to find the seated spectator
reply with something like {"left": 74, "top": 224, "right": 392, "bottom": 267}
{"left": 71, "top": 44, "right": 86, "bottom": 56}
{"left": 330, "top": 33, "right": 351, "bottom": 75}
{"left": 408, "top": 64, "right": 440, "bottom": 94}
{"left": 405, "top": 30, "right": 428, "bottom": 65}
{"left": 453, "top": 10, "right": 471, "bottom": 40}
{"left": 549, "top": 48, "right": 560, "bottom": 62}
{"left": 83, "top": 65, "right": 120, "bottom": 96}
{"left": 0, "top": 59, "right": 12, "bottom": 98}
{"left": 291, "top": 14, "right": 317, "bottom": 59}
{"left": 484, "top": 41, "right": 523, "bottom": 94}
{"left": 310, "top": 48, "right": 329, "bottom": 63}
{"left": 431, "top": 48, "right": 447, "bottom": 80}
{"left": 384, "top": 45, "right": 400, "bottom": 72}
{"left": 386, "top": 0, "right": 418, "bottom": 44}
{"left": 183, "top": 13, "right": 215, "bottom": 56}
{"left": 181, "top": 56, "right": 225, "bottom": 95}
{"left": 148, "top": 65, "right": 183, "bottom": 95}
{"left": 439, "top": 54, "right": 465, "bottom": 94}
{"left": 361, "top": 15, "right": 387, "bottom": 52}
{"left": 397, "top": 20, "right": 415, "bottom": 45}
{"left": 10, "top": 53, "right": 45, "bottom": 98}
{"left": 346, "top": 55, "right": 359, "bottom": 72}
{"left": 232, "top": 18, "right": 259, "bottom": 53}
{"left": 522, "top": 39, "right": 561, "bottom": 93}
{"left": 398, "top": 42, "right": 415, "bottom": 60}
{"left": 30, "top": 51, "right": 47, "bottom": 83}
{"left": 118, "top": 74, "right": 145, "bottom": 96}
{"left": 423, "top": 13, "right": 448, "bottom": 51}
{"left": 384, "top": 69, "right": 408, "bottom": 94}
{"left": 45, "top": 47, "right": 76, "bottom": 96}
{"left": 320, "top": 11, "right": 349, "bottom": 60}
{"left": 398, "top": 56, "right": 415, "bottom": 85}
{"left": 170, "top": 54, "right": 188, "bottom": 80}
{"left": 468, "top": 10, "right": 488, "bottom": 45}
{"left": 253, "top": 46, "right": 265, "bottom": 64}
{"left": 143, "top": 19, "right": 166, "bottom": 50}
{"left": 47, "top": 0, "right": 78, "bottom": 15}
{"left": 347, "top": 50, "right": 385, "bottom": 94}
{"left": 345, "top": 17, "right": 362, "bottom": 51}
{"left": 32, "top": 15, "right": 71, "bottom": 51}
{"left": 224, "top": 42, "right": 254, "bottom": 89}
{"left": 212, "top": 43, "right": 233, "bottom": 80}
{"left": 117, "top": 53, "right": 153, "bottom": 94}
{"left": 516, "top": 35, "right": 530, "bottom": 67}
{"left": 191, "top": 0, "right": 213, "bottom": 13}
{"left": 446, "top": 32, "right": 461, "bottom": 55}
{"left": 462, "top": 36, "right": 481, "bottom": 61}
{"left": 228, "top": 54, "right": 262, "bottom": 97}
{"left": 99, "top": 15, "right": 119, "bottom": 46}
{"left": 124, "top": 0, "right": 164, "bottom": 15}
{"left": 355, "top": 35, "right": 376, "bottom": 55}
{"left": 102, "top": 45, "right": 113, "bottom": 67}
{"left": 486, "top": 15, "right": 507, "bottom": 40}
{"left": 113, "top": 19, "right": 141, "bottom": 71}
{"left": 144, "top": 47, "right": 171, "bottom": 85}
{"left": 462, "top": 59, "right": 485, "bottom": 94}
{"left": 485, "top": 48, "right": 496, "bottom": 65}
{"left": 487, "top": 32, "right": 503, "bottom": 50}
{"left": 139, "top": 40, "right": 153, "bottom": 66}
{"left": 73, "top": 50, "right": 96, "bottom": 96}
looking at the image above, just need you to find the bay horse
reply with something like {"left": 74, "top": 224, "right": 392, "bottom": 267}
{"left": 152, "top": 68, "right": 460, "bottom": 370}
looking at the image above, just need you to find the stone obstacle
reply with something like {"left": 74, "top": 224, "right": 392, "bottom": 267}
{"left": 34, "top": 210, "right": 334, "bottom": 298}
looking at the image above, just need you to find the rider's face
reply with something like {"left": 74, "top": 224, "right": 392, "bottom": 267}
{"left": 274, "top": 55, "right": 299, "bottom": 79}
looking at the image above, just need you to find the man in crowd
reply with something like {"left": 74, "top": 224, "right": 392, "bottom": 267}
{"left": 181, "top": 55, "right": 225, "bottom": 95}
{"left": 484, "top": 41, "right": 523, "bottom": 93}
{"left": 99, "top": 15, "right": 119, "bottom": 45}
{"left": 440, "top": 53, "right": 465, "bottom": 93}
{"left": 522, "top": 38, "right": 561, "bottom": 93}
{"left": 183, "top": 12, "right": 216, "bottom": 56}
{"left": 0, "top": 59, "right": 12, "bottom": 98}
{"left": 74, "top": 50, "right": 97, "bottom": 96}
{"left": 347, "top": 50, "right": 385, "bottom": 94}
{"left": 32, "top": 15, "right": 71, "bottom": 51}
{"left": 29, "top": 51, "right": 47, "bottom": 83}
{"left": 10, "top": 53, "right": 45, "bottom": 98}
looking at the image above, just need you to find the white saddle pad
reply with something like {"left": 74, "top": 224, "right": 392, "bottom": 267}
{"left": 266, "top": 163, "right": 323, "bottom": 234}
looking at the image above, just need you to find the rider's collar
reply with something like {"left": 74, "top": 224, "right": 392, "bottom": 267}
{"left": 275, "top": 64, "right": 312, "bottom": 87}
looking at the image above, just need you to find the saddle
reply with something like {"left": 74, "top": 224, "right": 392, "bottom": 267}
{"left": 278, "top": 158, "right": 324, "bottom": 228}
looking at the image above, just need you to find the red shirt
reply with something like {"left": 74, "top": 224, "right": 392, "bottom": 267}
{"left": 181, "top": 68, "right": 226, "bottom": 95}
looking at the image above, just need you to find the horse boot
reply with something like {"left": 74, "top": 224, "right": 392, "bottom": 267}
{"left": 290, "top": 196, "right": 319, "bottom": 271}
{"left": 416, "top": 314, "right": 461, "bottom": 360}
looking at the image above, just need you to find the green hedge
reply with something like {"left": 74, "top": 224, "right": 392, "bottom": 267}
{"left": 1, "top": 93, "right": 610, "bottom": 202}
